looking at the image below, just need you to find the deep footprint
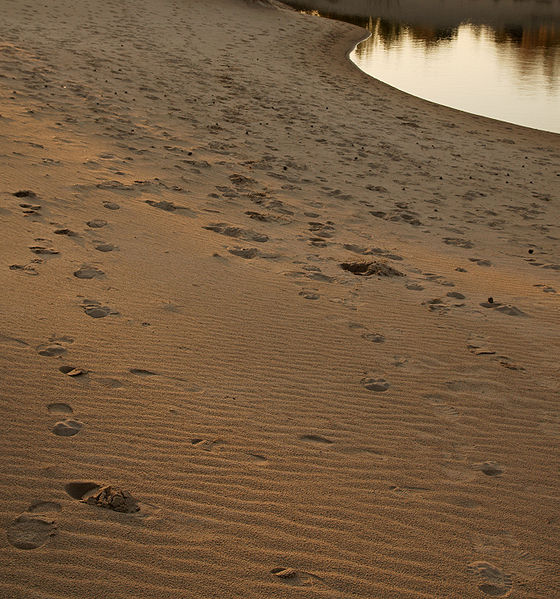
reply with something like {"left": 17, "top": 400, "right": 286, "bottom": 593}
{"left": 52, "top": 419, "right": 83, "bottom": 437}
{"left": 362, "top": 377, "right": 390, "bottom": 392}
{"left": 65, "top": 482, "right": 139, "bottom": 513}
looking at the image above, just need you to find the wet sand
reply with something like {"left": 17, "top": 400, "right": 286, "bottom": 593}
{"left": 0, "top": 0, "right": 559, "bottom": 597}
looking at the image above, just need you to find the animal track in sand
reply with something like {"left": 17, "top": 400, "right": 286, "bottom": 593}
{"left": 74, "top": 265, "right": 105, "bottom": 279}
{"left": 467, "top": 561, "right": 512, "bottom": 596}
{"left": 361, "top": 377, "right": 390, "bottom": 392}
{"left": 341, "top": 260, "right": 403, "bottom": 277}
{"left": 65, "top": 482, "right": 139, "bottom": 513}
{"left": 7, "top": 502, "right": 60, "bottom": 550}
{"left": 51, "top": 419, "right": 83, "bottom": 437}
{"left": 203, "top": 222, "right": 268, "bottom": 242}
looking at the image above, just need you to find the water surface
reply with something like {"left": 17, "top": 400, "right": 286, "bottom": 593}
{"left": 285, "top": 0, "right": 560, "bottom": 133}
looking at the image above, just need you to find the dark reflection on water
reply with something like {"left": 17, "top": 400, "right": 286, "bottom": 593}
{"left": 284, "top": 0, "right": 560, "bottom": 132}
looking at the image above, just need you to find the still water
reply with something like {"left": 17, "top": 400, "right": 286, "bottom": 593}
{"left": 285, "top": 0, "right": 560, "bottom": 134}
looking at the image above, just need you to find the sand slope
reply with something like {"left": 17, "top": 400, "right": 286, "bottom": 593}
{"left": 0, "top": 0, "right": 559, "bottom": 597}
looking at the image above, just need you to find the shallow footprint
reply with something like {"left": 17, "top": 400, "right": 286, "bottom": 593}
{"left": 7, "top": 502, "right": 60, "bottom": 550}
{"left": 300, "top": 434, "right": 333, "bottom": 444}
{"left": 467, "top": 561, "right": 513, "bottom": 596}
{"left": 52, "top": 419, "right": 83, "bottom": 437}
{"left": 362, "top": 377, "right": 390, "bottom": 392}
{"left": 47, "top": 402, "right": 73, "bottom": 415}
{"left": 270, "top": 567, "right": 330, "bottom": 590}
{"left": 479, "top": 461, "right": 503, "bottom": 477}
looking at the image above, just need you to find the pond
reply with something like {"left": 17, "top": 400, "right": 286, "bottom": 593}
{"left": 285, "top": 0, "right": 560, "bottom": 134}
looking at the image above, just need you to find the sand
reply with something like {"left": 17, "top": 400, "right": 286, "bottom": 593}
{"left": 0, "top": 0, "right": 559, "bottom": 597}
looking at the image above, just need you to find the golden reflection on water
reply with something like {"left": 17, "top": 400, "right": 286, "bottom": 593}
{"left": 294, "top": 3, "right": 560, "bottom": 132}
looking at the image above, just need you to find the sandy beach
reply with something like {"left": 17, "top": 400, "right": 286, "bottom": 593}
{"left": 1, "top": 0, "right": 559, "bottom": 597}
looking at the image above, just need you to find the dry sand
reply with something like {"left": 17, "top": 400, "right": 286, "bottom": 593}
{"left": 1, "top": 0, "right": 559, "bottom": 597}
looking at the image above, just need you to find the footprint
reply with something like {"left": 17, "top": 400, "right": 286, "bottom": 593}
{"left": 59, "top": 365, "right": 88, "bottom": 377}
{"left": 47, "top": 403, "right": 73, "bottom": 415}
{"left": 54, "top": 228, "right": 78, "bottom": 236}
{"left": 228, "top": 247, "right": 259, "bottom": 259}
{"left": 479, "top": 302, "right": 528, "bottom": 317}
{"left": 86, "top": 219, "right": 107, "bottom": 228}
{"left": 74, "top": 265, "right": 105, "bottom": 279}
{"left": 245, "top": 453, "right": 268, "bottom": 464}
{"left": 64, "top": 482, "right": 139, "bottom": 513}
{"left": 52, "top": 419, "right": 83, "bottom": 437}
{"left": 203, "top": 222, "right": 268, "bottom": 242}
{"left": 299, "top": 290, "right": 320, "bottom": 300}
{"left": 81, "top": 301, "right": 112, "bottom": 318}
{"left": 94, "top": 243, "right": 117, "bottom": 252}
{"left": 191, "top": 438, "right": 223, "bottom": 451}
{"left": 479, "top": 462, "right": 503, "bottom": 476}
{"left": 29, "top": 244, "right": 59, "bottom": 255}
{"left": 443, "top": 237, "right": 474, "bottom": 248}
{"left": 9, "top": 262, "right": 40, "bottom": 275}
{"left": 362, "top": 377, "right": 390, "bottom": 392}
{"left": 361, "top": 332, "right": 385, "bottom": 343}
{"left": 36, "top": 343, "right": 66, "bottom": 357}
{"left": 467, "top": 561, "right": 512, "bottom": 596}
{"left": 300, "top": 434, "right": 333, "bottom": 444}
{"left": 270, "top": 567, "right": 330, "bottom": 590}
{"left": 341, "top": 260, "right": 403, "bottom": 277}
{"left": 469, "top": 258, "right": 493, "bottom": 267}
{"left": 129, "top": 368, "right": 158, "bottom": 376}
{"left": 7, "top": 502, "right": 60, "bottom": 550}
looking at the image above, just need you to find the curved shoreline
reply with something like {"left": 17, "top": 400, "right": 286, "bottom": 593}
{"left": 288, "top": 2, "right": 560, "bottom": 135}
{"left": 1, "top": 1, "right": 559, "bottom": 598}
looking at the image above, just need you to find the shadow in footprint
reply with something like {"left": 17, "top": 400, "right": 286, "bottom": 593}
{"left": 52, "top": 419, "right": 83, "bottom": 437}
{"left": 300, "top": 434, "right": 333, "bottom": 445}
{"left": 362, "top": 377, "right": 390, "bottom": 392}
{"left": 65, "top": 482, "right": 139, "bottom": 513}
